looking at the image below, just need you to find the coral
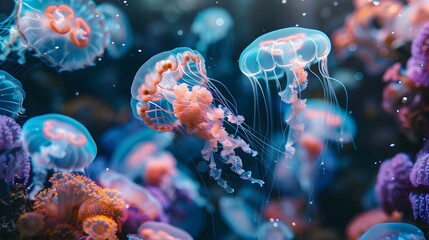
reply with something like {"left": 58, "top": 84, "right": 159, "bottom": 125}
{"left": 16, "top": 211, "right": 44, "bottom": 237}
{"left": 83, "top": 215, "right": 118, "bottom": 240}
{"left": 0, "top": 183, "right": 29, "bottom": 240}
{"left": 0, "top": 115, "right": 22, "bottom": 151}
{"left": 375, "top": 153, "right": 414, "bottom": 213}
{"left": 79, "top": 188, "right": 128, "bottom": 232}
{"left": 410, "top": 153, "right": 429, "bottom": 187}
{"left": 0, "top": 148, "right": 30, "bottom": 185}
{"left": 34, "top": 172, "right": 106, "bottom": 225}
{"left": 43, "top": 223, "right": 82, "bottom": 240}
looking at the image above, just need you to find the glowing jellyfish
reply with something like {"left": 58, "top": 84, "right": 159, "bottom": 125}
{"left": 98, "top": 170, "right": 164, "bottom": 221}
{"left": 21, "top": 113, "right": 97, "bottom": 198}
{"left": 299, "top": 99, "right": 356, "bottom": 144}
{"left": 8, "top": 0, "right": 108, "bottom": 71}
{"left": 0, "top": 70, "right": 25, "bottom": 118}
{"left": 239, "top": 27, "right": 342, "bottom": 165}
{"left": 97, "top": 3, "right": 133, "bottom": 59}
{"left": 110, "top": 128, "right": 173, "bottom": 180}
{"left": 256, "top": 220, "right": 294, "bottom": 240}
{"left": 130, "top": 47, "right": 263, "bottom": 193}
{"left": 219, "top": 195, "right": 258, "bottom": 239}
{"left": 191, "top": 7, "right": 233, "bottom": 53}
{"left": 358, "top": 223, "right": 425, "bottom": 240}
{"left": 138, "top": 221, "right": 193, "bottom": 240}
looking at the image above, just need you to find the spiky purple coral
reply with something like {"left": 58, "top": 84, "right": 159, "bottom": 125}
{"left": 410, "top": 192, "right": 429, "bottom": 224}
{"left": 375, "top": 153, "right": 414, "bottom": 213}
{"left": 410, "top": 153, "right": 429, "bottom": 188}
{"left": 0, "top": 148, "right": 30, "bottom": 185}
{"left": 0, "top": 115, "right": 22, "bottom": 151}
{"left": 407, "top": 22, "right": 429, "bottom": 87}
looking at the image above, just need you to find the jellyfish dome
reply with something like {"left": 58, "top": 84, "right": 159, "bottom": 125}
{"left": 0, "top": 70, "right": 26, "bottom": 118}
{"left": 110, "top": 128, "right": 173, "bottom": 180}
{"left": 98, "top": 3, "right": 133, "bottom": 59}
{"left": 131, "top": 47, "right": 263, "bottom": 193}
{"left": 256, "top": 220, "right": 294, "bottom": 240}
{"left": 358, "top": 223, "right": 425, "bottom": 240}
{"left": 21, "top": 113, "right": 96, "bottom": 198}
{"left": 297, "top": 99, "right": 356, "bottom": 144}
{"left": 15, "top": 0, "right": 109, "bottom": 71}
{"left": 138, "top": 221, "right": 193, "bottom": 240}
{"left": 191, "top": 7, "right": 233, "bottom": 53}
{"left": 239, "top": 27, "right": 330, "bottom": 81}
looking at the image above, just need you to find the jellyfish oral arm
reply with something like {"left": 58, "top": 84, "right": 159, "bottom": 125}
{"left": 279, "top": 65, "right": 308, "bottom": 162}
{"left": 173, "top": 83, "right": 263, "bottom": 193}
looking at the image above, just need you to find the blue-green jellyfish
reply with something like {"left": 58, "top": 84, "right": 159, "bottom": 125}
{"left": 239, "top": 27, "right": 342, "bottom": 166}
{"left": 21, "top": 113, "right": 97, "bottom": 198}
{"left": 358, "top": 223, "right": 425, "bottom": 240}
{"left": 191, "top": 7, "right": 233, "bottom": 54}
{"left": 98, "top": 3, "right": 133, "bottom": 59}
{"left": 2, "top": 0, "right": 109, "bottom": 71}
{"left": 0, "top": 70, "right": 25, "bottom": 118}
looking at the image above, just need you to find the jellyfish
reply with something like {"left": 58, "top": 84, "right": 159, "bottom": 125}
{"left": 3, "top": 0, "right": 108, "bottom": 71}
{"left": 358, "top": 223, "right": 425, "bottom": 240}
{"left": 191, "top": 7, "right": 233, "bottom": 54}
{"left": 256, "top": 220, "right": 294, "bottom": 240}
{"left": 219, "top": 195, "right": 258, "bottom": 239}
{"left": 98, "top": 170, "right": 164, "bottom": 221}
{"left": 130, "top": 47, "right": 264, "bottom": 193}
{"left": 137, "top": 221, "right": 193, "bottom": 240}
{"left": 239, "top": 27, "right": 344, "bottom": 168}
{"left": 110, "top": 128, "right": 174, "bottom": 181}
{"left": 0, "top": 70, "right": 25, "bottom": 118}
{"left": 97, "top": 3, "right": 133, "bottom": 59}
{"left": 21, "top": 113, "right": 97, "bottom": 198}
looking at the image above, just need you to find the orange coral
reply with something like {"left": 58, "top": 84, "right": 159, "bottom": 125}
{"left": 16, "top": 211, "right": 44, "bottom": 237}
{"left": 83, "top": 215, "right": 118, "bottom": 240}
{"left": 79, "top": 188, "right": 128, "bottom": 232}
{"left": 34, "top": 172, "right": 106, "bottom": 226}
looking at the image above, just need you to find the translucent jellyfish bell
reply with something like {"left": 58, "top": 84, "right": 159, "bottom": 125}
{"left": 14, "top": 0, "right": 109, "bottom": 71}
{"left": 21, "top": 113, "right": 97, "bottom": 198}
{"left": 296, "top": 99, "right": 356, "bottom": 144}
{"left": 138, "top": 221, "right": 193, "bottom": 240}
{"left": 0, "top": 70, "right": 26, "bottom": 118}
{"left": 110, "top": 128, "right": 173, "bottom": 180}
{"left": 239, "top": 27, "right": 331, "bottom": 81}
{"left": 131, "top": 47, "right": 263, "bottom": 193}
{"left": 358, "top": 223, "right": 425, "bottom": 240}
{"left": 191, "top": 7, "right": 233, "bottom": 53}
{"left": 98, "top": 3, "right": 133, "bottom": 59}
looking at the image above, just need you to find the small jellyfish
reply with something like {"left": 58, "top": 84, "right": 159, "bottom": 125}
{"left": 131, "top": 47, "right": 264, "bottom": 193}
{"left": 358, "top": 223, "right": 425, "bottom": 240}
{"left": 298, "top": 99, "right": 356, "bottom": 144}
{"left": 98, "top": 170, "right": 164, "bottom": 221}
{"left": 97, "top": 3, "right": 133, "bottom": 59}
{"left": 191, "top": 7, "right": 233, "bottom": 54}
{"left": 219, "top": 195, "right": 258, "bottom": 239}
{"left": 11, "top": 0, "right": 109, "bottom": 71}
{"left": 138, "top": 221, "right": 193, "bottom": 240}
{"left": 239, "top": 27, "right": 344, "bottom": 168}
{"left": 0, "top": 70, "right": 25, "bottom": 118}
{"left": 21, "top": 113, "right": 97, "bottom": 198}
{"left": 256, "top": 220, "right": 294, "bottom": 240}
{"left": 110, "top": 128, "right": 173, "bottom": 181}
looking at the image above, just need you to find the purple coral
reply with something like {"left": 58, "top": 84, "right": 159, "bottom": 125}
{"left": 375, "top": 153, "right": 414, "bottom": 213}
{"left": 410, "top": 192, "right": 429, "bottom": 224}
{"left": 0, "top": 115, "right": 22, "bottom": 151}
{"left": 0, "top": 148, "right": 30, "bottom": 185}
{"left": 407, "top": 22, "right": 429, "bottom": 87}
{"left": 410, "top": 153, "right": 429, "bottom": 188}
